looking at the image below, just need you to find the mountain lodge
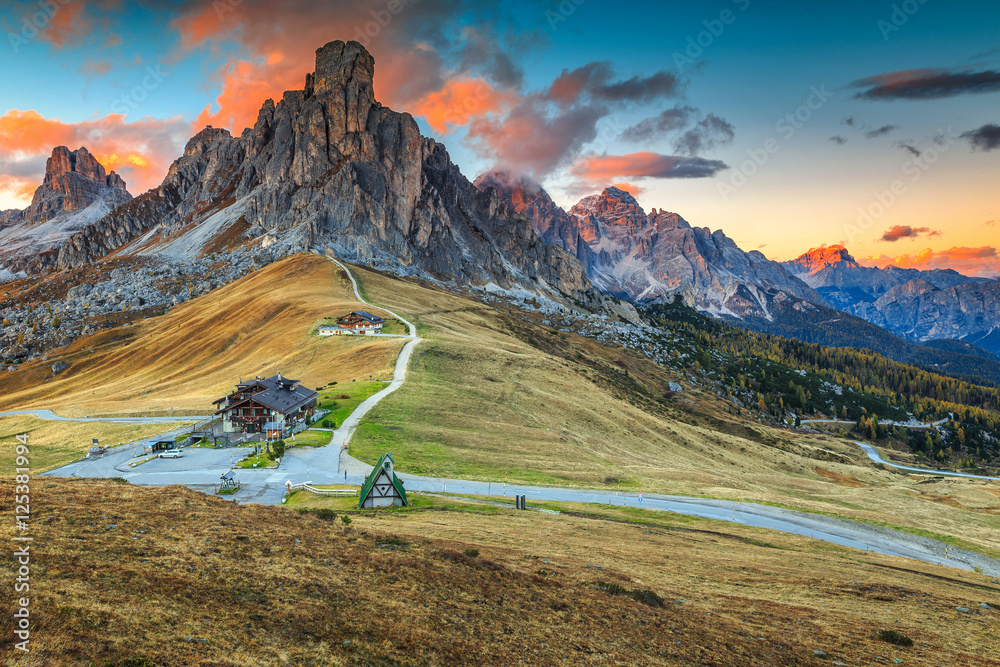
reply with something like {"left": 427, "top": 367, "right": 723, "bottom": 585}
{"left": 213, "top": 373, "right": 318, "bottom": 436}
{"left": 337, "top": 310, "right": 384, "bottom": 333}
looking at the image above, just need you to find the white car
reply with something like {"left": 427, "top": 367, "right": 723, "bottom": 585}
{"left": 158, "top": 450, "right": 184, "bottom": 459}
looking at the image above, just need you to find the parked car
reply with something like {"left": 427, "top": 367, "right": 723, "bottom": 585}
{"left": 158, "top": 449, "right": 184, "bottom": 459}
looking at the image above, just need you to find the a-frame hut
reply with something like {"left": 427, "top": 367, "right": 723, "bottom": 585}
{"left": 359, "top": 452, "right": 408, "bottom": 508}
{"left": 358, "top": 452, "right": 408, "bottom": 509}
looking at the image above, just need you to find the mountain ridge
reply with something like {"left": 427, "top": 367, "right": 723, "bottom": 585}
{"left": 784, "top": 244, "right": 997, "bottom": 350}
{"left": 15, "top": 40, "right": 622, "bottom": 314}
{"left": 477, "top": 173, "right": 826, "bottom": 318}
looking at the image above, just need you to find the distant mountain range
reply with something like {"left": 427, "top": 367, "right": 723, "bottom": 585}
{"left": 784, "top": 245, "right": 998, "bottom": 354}
{"left": 475, "top": 173, "right": 824, "bottom": 319}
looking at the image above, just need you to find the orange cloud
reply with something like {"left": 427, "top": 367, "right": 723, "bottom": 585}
{"left": 409, "top": 78, "right": 517, "bottom": 135}
{"left": 571, "top": 151, "right": 728, "bottom": 181}
{"left": 0, "top": 109, "right": 77, "bottom": 153}
{"left": 38, "top": 1, "right": 94, "bottom": 48}
{"left": 0, "top": 177, "right": 39, "bottom": 208}
{"left": 194, "top": 58, "right": 301, "bottom": 134}
{"left": 862, "top": 246, "right": 1000, "bottom": 277}
{"left": 168, "top": 1, "right": 512, "bottom": 138}
{"left": 0, "top": 109, "right": 188, "bottom": 206}
{"left": 610, "top": 182, "right": 644, "bottom": 197}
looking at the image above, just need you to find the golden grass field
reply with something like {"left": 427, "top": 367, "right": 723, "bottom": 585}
{"left": 344, "top": 263, "right": 1000, "bottom": 558}
{"left": 0, "top": 255, "right": 404, "bottom": 418}
{"left": 2, "top": 253, "right": 998, "bottom": 558}
{"left": 3, "top": 479, "right": 996, "bottom": 666}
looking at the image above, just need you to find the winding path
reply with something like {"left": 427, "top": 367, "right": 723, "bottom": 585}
{"left": 323, "top": 255, "right": 422, "bottom": 446}
{"left": 854, "top": 441, "right": 1000, "bottom": 482}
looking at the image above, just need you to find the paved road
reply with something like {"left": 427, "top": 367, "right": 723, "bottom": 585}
{"left": 0, "top": 409, "right": 206, "bottom": 423}
{"left": 38, "top": 255, "right": 1000, "bottom": 577}
{"left": 855, "top": 441, "right": 1000, "bottom": 481}
{"left": 324, "top": 254, "right": 422, "bottom": 446}
{"left": 802, "top": 418, "right": 948, "bottom": 430}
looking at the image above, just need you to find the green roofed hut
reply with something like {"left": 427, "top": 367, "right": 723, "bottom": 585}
{"left": 359, "top": 453, "right": 408, "bottom": 509}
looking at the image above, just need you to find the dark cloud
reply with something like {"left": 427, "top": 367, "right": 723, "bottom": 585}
{"left": 597, "top": 71, "right": 683, "bottom": 103}
{"left": 455, "top": 27, "right": 527, "bottom": 89}
{"left": 880, "top": 225, "right": 941, "bottom": 242}
{"left": 570, "top": 152, "right": 728, "bottom": 182}
{"left": 620, "top": 106, "right": 734, "bottom": 156}
{"left": 672, "top": 113, "right": 735, "bottom": 156}
{"left": 546, "top": 62, "right": 683, "bottom": 107}
{"left": 0, "top": 154, "right": 48, "bottom": 178}
{"left": 842, "top": 117, "right": 857, "bottom": 127}
{"left": 852, "top": 68, "right": 1000, "bottom": 100}
{"left": 962, "top": 123, "right": 1000, "bottom": 151}
{"left": 468, "top": 58, "right": 701, "bottom": 179}
{"left": 895, "top": 142, "right": 922, "bottom": 157}
{"left": 466, "top": 96, "right": 609, "bottom": 177}
{"left": 864, "top": 124, "right": 897, "bottom": 139}
{"left": 620, "top": 106, "right": 695, "bottom": 142}
{"left": 829, "top": 135, "right": 847, "bottom": 145}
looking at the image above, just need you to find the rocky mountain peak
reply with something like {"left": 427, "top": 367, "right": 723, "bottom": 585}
{"left": 786, "top": 244, "right": 858, "bottom": 275}
{"left": 473, "top": 170, "right": 547, "bottom": 210}
{"left": 648, "top": 208, "right": 690, "bottom": 231}
{"left": 306, "top": 40, "right": 376, "bottom": 135}
{"left": 569, "top": 187, "right": 648, "bottom": 244}
{"left": 26, "top": 146, "right": 131, "bottom": 223}
{"left": 45, "top": 38, "right": 608, "bottom": 313}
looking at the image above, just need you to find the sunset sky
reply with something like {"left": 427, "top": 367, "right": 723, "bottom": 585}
{"left": 1, "top": 0, "right": 997, "bottom": 274}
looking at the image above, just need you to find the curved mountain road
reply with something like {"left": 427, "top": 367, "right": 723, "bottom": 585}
{"left": 854, "top": 441, "right": 1000, "bottom": 482}
{"left": 37, "top": 255, "right": 1000, "bottom": 576}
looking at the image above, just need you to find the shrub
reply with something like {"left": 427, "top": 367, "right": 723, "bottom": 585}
{"left": 877, "top": 629, "right": 913, "bottom": 647}
{"left": 271, "top": 440, "right": 286, "bottom": 459}
{"left": 596, "top": 581, "right": 664, "bottom": 608}
{"left": 297, "top": 508, "right": 338, "bottom": 522}
{"left": 463, "top": 548, "right": 480, "bottom": 558}
{"left": 340, "top": 515, "right": 352, "bottom": 525}
{"left": 377, "top": 536, "right": 409, "bottom": 548}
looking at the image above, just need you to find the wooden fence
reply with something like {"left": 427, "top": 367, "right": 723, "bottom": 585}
{"left": 287, "top": 483, "right": 357, "bottom": 497}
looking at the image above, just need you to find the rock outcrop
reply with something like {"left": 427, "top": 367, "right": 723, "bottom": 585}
{"left": 473, "top": 171, "right": 625, "bottom": 297}
{"left": 872, "top": 278, "right": 1000, "bottom": 347}
{"left": 26, "top": 146, "right": 131, "bottom": 224}
{"left": 0, "top": 147, "right": 132, "bottom": 275}
{"left": 52, "top": 40, "right": 601, "bottom": 308}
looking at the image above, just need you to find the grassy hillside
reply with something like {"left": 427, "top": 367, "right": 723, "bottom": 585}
{"left": 0, "top": 255, "right": 405, "bottom": 417}
{"left": 343, "top": 264, "right": 1000, "bottom": 557}
{"left": 10, "top": 479, "right": 998, "bottom": 666}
